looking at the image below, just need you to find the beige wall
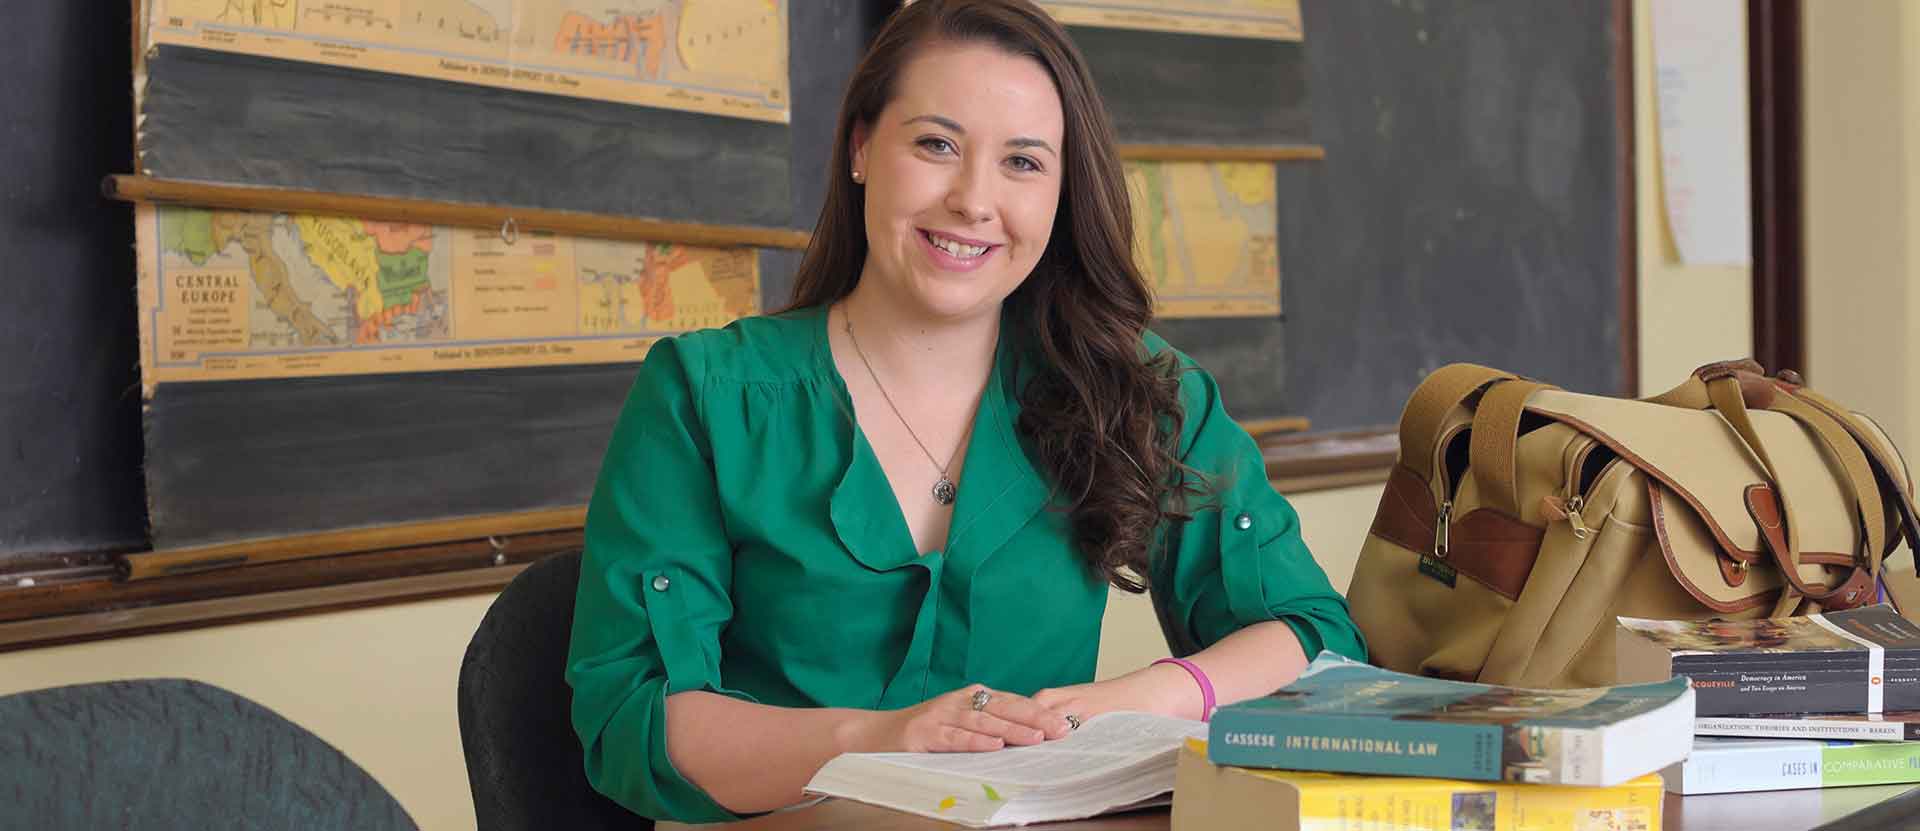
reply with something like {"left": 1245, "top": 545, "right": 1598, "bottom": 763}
{"left": 1633, "top": 0, "right": 1753, "bottom": 395}
{"left": 1804, "top": 1, "right": 1920, "bottom": 454}
{"left": 0, "top": 594, "right": 496, "bottom": 831}
{"left": 7, "top": 7, "right": 1878, "bottom": 830}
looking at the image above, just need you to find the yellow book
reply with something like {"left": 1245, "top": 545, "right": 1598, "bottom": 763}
{"left": 1172, "top": 739, "right": 1663, "bottom": 831}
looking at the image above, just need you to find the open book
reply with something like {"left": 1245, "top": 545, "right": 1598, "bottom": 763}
{"left": 802, "top": 712, "right": 1206, "bottom": 828}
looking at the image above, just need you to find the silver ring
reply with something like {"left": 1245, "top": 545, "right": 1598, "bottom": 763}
{"left": 1064, "top": 714, "right": 1082, "bottom": 731}
{"left": 970, "top": 689, "right": 992, "bottom": 712}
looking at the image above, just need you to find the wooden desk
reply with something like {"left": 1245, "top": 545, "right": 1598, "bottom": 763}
{"left": 666, "top": 784, "right": 1920, "bottom": 831}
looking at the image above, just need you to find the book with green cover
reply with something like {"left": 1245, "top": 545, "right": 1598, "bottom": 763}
{"left": 1206, "top": 653, "right": 1694, "bottom": 786}
{"left": 1664, "top": 736, "right": 1920, "bottom": 794}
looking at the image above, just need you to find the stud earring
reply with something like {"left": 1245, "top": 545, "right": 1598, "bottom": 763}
{"left": 852, "top": 169, "right": 865, "bottom": 183}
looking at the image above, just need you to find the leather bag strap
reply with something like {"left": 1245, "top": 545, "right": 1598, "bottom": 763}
{"left": 1704, "top": 376, "right": 1881, "bottom": 608}
{"left": 1787, "top": 387, "right": 1920, "bottom": 568}
{"left": 1647, "top": 360, "right": 1896, "bottom": 608}
{"left": 1395, "top": 364, "right": 1516, "bottom": 482}
{"left": 1468, "top": 379, "right": 1557, "bottom": 518}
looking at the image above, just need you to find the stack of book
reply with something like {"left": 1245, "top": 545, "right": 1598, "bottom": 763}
{"left": 1170, "top": 653, "right": 1690, "bottom": 830}
{"left": 798, "top": 653, "right": 1691, "bottom": 829}
{"left": 1617, "top": 604, "right": 1920, "bottom": 796}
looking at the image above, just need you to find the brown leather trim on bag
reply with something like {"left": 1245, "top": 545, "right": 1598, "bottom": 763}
{"left": 1740, "top": 375, "right": 1779, "bottom": 409}
{"left": 1539, "top": 409, "right": 1780, "bottom": 568}
{"left": 1448, "top": 509, "right": 1544, "bottom": 600}
{"left": 1694, "top": 359, "right": 1768, "bottom": 382}
{"left": 1802, "top": 553, "right": 1858, "bottom": 566}
{"left": 1822, "top": 569, "right": 1879, "bottom": 611}
{"left": 1369, "top": 464, "right": 1438, "bottom": 555}
{"left": 1744, "top": 484, "right": 1871, "bottom": 607}
{"left": 1364, "top": 466, "right": 1541, "bottom": 600}
{"left": 1648, "top": 484, "right": 1773, "bottom": 613}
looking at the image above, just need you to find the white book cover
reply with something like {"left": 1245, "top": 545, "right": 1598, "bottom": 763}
{"left": 804, "top": 711, "right": 1205, "bottom": 828}
{"left": 1695, "top": 712, "right": 1919, "bottom": 742}
{"left": 1664, "top": 736, "right": 1920, "bottom": 795}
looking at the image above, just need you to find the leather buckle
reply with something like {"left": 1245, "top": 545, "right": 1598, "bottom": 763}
{"left": 1696, "top": 359, "right": 1767, "bottom": 383}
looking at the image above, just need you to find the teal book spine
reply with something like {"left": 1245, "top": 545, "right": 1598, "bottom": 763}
{"left": 1205, "top": 710, "right": 1502, "bottom": 779}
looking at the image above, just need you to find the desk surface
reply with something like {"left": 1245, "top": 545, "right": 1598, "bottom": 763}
{"left": 664, "top": 784, "right": 1919, "bottom": 831}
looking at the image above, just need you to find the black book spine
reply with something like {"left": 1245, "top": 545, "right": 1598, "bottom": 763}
{"left": 1676, "top": 648, "right": 1920, "bottom": 715}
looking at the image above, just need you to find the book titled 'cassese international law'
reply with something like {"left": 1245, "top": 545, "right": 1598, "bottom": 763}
{"left": 1616, "top": 605, "right": 1920, "bottom": 716}
{"left": 1205, "top": 653, "right": 1694, "bottom": 786}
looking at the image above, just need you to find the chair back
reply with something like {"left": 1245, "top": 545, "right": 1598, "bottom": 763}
{"left": 0, "top": 678, "right": 416, "bottom": 830}
{"left": 459, "top": 550, "right": 643, "bottom": 831}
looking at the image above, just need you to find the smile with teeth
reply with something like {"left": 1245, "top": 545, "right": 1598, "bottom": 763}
{"left": 924, "top": 231, "right": 992, "bottom": 259}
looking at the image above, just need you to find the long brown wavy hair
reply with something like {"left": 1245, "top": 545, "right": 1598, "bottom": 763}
{"left": 785, "top": 0, "right": 1201, "bottom": 592}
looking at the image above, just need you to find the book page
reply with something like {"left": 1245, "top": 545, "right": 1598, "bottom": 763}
{"left": 856, "top": 712, "right": 1205, "bottom": 787}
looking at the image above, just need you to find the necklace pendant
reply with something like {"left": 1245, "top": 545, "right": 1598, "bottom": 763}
{"left": 931, "top": 477, "right": 957, "bottom": 506}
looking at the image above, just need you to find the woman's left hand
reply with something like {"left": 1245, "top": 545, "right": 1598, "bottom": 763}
{"left": 1031, "top": 661, "right": 1206, "bottom": 727}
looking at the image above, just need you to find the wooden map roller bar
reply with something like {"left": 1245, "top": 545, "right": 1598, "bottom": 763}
{"left": 102, "top": 175, "right": 814, "bottom": 251}
{"left": 119, "top": 507, "right": 587, "bottom": 581}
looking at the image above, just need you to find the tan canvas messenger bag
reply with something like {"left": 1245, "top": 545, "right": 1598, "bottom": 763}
{"left": 1347, "top": 360, "right": 1920, "bottom": 688}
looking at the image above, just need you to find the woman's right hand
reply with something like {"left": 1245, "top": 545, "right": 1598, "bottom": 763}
{"left": 845, "top": 684, "right": 1075, "bottom": 753}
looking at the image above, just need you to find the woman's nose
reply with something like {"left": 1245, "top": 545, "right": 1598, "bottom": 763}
{"left": 945, "top": 164, "right": 994, "bottom": 224}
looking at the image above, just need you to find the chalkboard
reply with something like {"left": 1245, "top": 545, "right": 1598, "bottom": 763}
{"left": 0, "top": 4, "right": 146, "bottom": 558}
{"left": 1071, "top": 25, "right": 1310, "bottom": 146}
{"left": 141, "top": 45, "right": 793, "bottom": 229}
{"left": 1143, "top": 0, "right": 1627, "bottom": 428}
{"left": 0, "top": 0, "right": 1628, "bottom": 561}
{"left": 138, "top": 1, "right": 887, "bottom": 548}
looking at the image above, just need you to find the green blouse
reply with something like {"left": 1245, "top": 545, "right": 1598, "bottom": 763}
{"left": 565, "top": 306, "right": 1364, "bottom": 823}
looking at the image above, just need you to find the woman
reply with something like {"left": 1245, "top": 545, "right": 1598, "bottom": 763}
{"left": 566, "top": 0, "right": 1365, "bottom": 822}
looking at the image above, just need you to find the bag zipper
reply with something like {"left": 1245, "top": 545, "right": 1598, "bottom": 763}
{"left": 1432, "top": 426, "right": 1470, "bottom": 559}
{"left": 1549, "top": 440, "right": 1620, "bottom": 541}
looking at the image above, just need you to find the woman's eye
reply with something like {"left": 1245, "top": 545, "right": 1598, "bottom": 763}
{"left": 1007, "top": 155, "right": 1041, "bottom": 173}
{"left": 917, "top": 137, "right": 956, "bottom": 155}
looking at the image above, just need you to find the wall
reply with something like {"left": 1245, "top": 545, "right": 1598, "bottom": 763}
{"left": 0, "top": 595, "right": 495, "bottom": 831}
{"left": 1804, "top": 1, "right": 1920, "bottom": 455}
{"left": 1632, "top": 0, "right": 1753, "bottom": 396}
{"left": 0, "top": 5, "right": 1776, "bottom": 830}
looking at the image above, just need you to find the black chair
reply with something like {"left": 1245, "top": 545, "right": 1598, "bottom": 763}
{"left": 0, "top": 678, "right": 417, "bottom": 830}
{"left": 458, "top": 550, "right": 646, "bottom": 831}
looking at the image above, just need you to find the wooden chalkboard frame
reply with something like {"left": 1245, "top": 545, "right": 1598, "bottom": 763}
{"left": 0, "top": 434, "right": 1367, "bottom": 653}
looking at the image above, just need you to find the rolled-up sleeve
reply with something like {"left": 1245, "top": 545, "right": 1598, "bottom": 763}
{"left": 565, "top": 336, "right": 750, "bottom": 824}
{"left": 1150, "top": 338, "right": 1367, "bottom": 663}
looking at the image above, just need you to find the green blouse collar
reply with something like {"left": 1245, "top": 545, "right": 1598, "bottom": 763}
{"left": 808, "top": 304, "right": 1055, "bottom": 571}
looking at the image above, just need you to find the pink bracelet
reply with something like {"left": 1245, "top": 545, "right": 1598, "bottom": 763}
{"left": 1153, "top": 657, "right": 1216, "bottom": 722}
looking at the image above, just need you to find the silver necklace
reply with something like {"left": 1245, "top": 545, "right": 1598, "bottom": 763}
{"left": 843, "top": 313, "right": 966, "bottom": 506}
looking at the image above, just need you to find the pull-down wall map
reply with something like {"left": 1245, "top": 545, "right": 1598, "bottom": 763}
{"left": 143, "top": 0, "right": 791, "bottom": 120}
{"left": 136, "top": 206, "right": 759, "bottom": 384}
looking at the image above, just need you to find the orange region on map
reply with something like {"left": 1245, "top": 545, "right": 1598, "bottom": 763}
{"left": 552, "top": 11, "right": 667, "bottom": 78}
{"left": 366, "top": 221, "right": 434, "bottom": 255}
